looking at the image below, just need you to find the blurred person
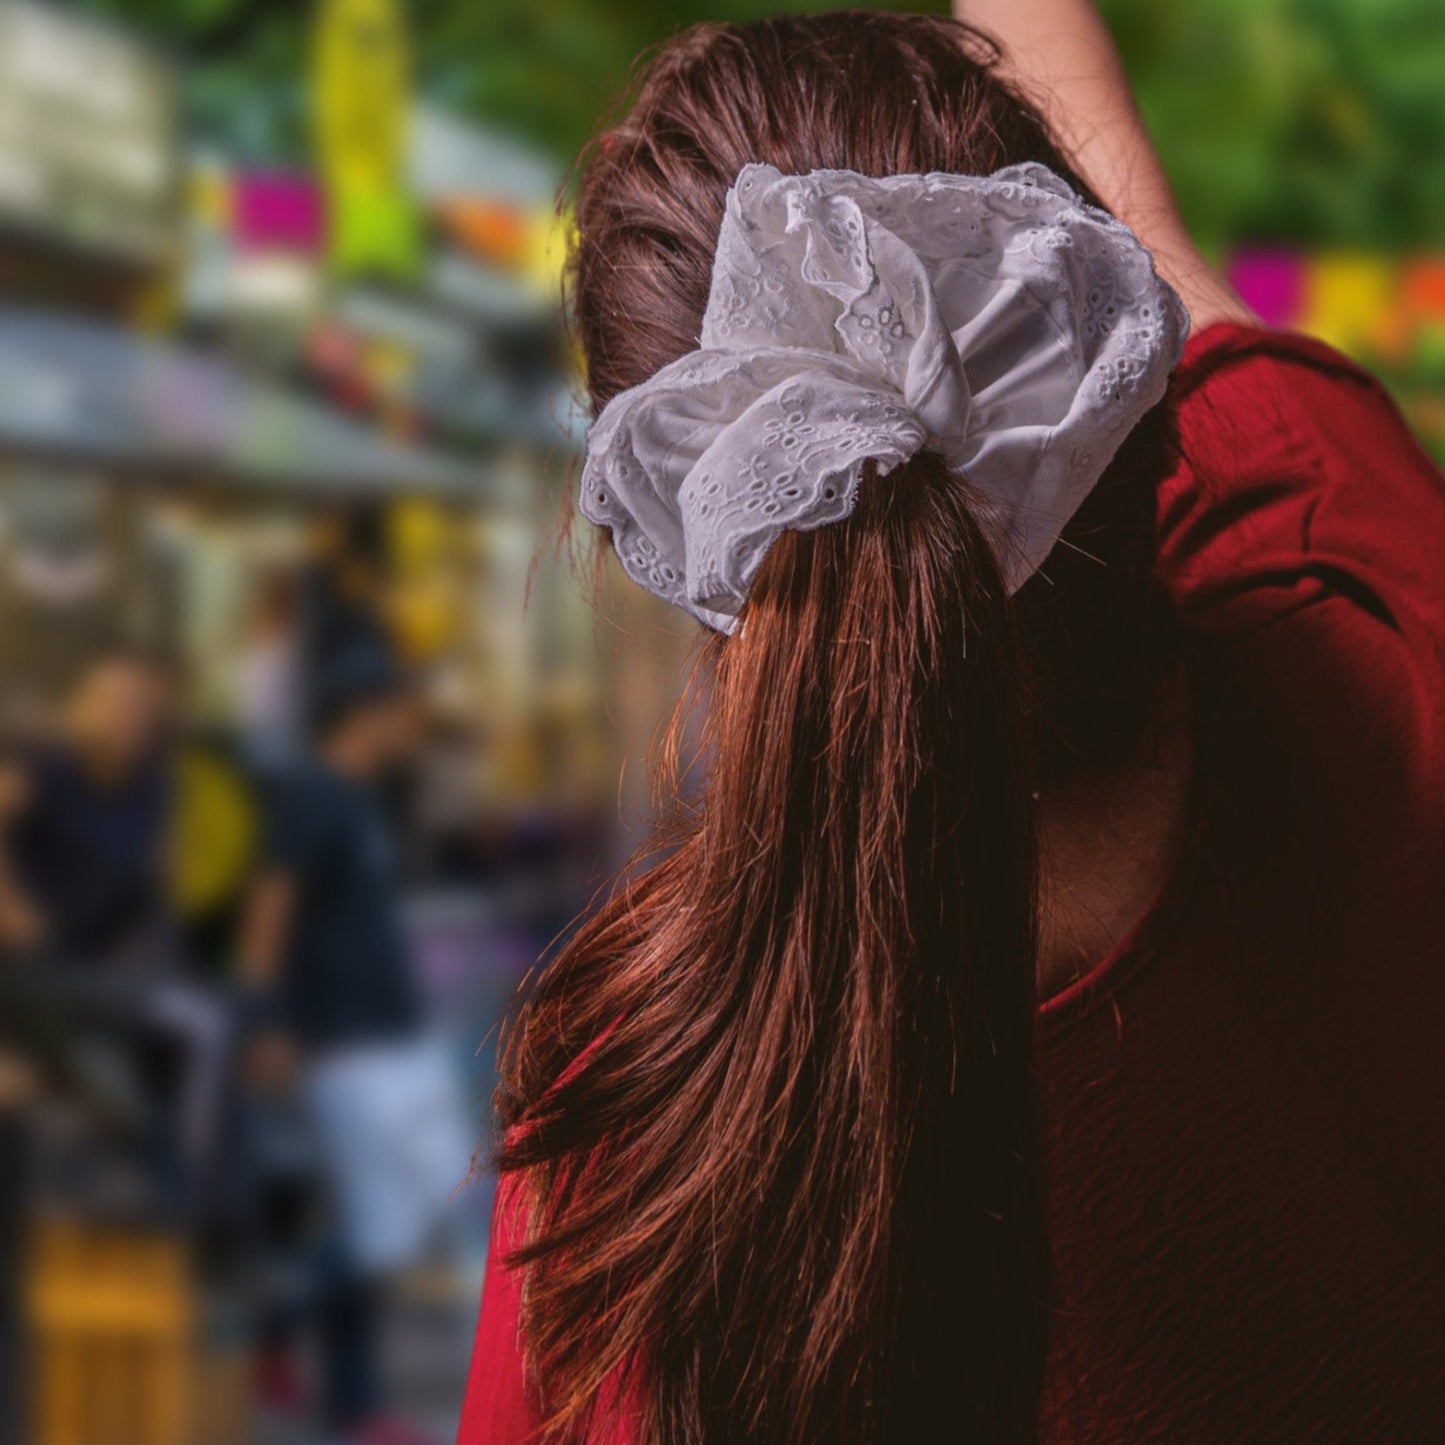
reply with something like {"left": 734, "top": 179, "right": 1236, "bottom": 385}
{"left": 0, "top": 643, "right": 232, "bottom": 1219}
{"left": 0, "top": 644, "right": 173, "bottom": 962}
{"left": 240, "top": 644, "right": 467, "bottom": 1445}
{"left": 461, "top": 8, "right": 1445, "bottom": 1445}
{"left": 302, "top": 507, "right": 396, "bottom": 697}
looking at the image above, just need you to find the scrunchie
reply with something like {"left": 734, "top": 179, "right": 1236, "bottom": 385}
{"left": 579, "top": 161, "right": 1188, "bottom": 632}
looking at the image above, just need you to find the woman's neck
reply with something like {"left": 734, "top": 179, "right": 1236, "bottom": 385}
{"left": 1036, "top": 669, "right": 1194, "bottom": 1001}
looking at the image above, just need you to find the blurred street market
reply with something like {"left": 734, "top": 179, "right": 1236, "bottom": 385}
{"left": 0, "top": 1, "right": 1440, "bottom": 1442}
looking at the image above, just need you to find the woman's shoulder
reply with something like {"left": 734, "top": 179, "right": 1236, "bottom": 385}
{"left": 1172, "top": 320, "right": 1380, "bottom": 400}
{"left": 1157, "top": 322, "right": 1445, "bottom": 640}
{"left": 1149, "top": 325, "right": 1445, "bottom": 866}
{"left": 1167, "top": 321, "right": 1435, "bottom": 502}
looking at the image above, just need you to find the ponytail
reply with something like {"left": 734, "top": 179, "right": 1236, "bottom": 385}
{"left": 499, "top": 453, "right": 1045, "bottom": 1443}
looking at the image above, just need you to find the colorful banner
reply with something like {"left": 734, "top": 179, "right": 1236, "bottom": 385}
{"left": 313, "top": 0, "right": 421, "bottom": 279}
{"left": 1229, "top": 249, "right": 1445, "bottom": 457}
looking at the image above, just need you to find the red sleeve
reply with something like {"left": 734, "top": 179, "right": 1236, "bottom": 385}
{"left": 1160, "top": 323, "right": 1445, "bottom": 646}
{"left": 457, "top": 1172, "right": 646, "bottom": 1445}
{"left": 457, "top": 1025, "right": 642, "bottom": 1445}
{"left": 456, "top": 1178, "right": 546, "bottom": 1445}
{"left": 1159, "top": 322, "right": 1445, "bottom": 775}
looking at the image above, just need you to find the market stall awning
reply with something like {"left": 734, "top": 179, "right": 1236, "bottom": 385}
{"left": 0, "top": 305, "right": 480, "bottom": 495}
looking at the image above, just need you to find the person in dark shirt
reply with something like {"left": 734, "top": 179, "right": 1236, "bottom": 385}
{"left": 0, "top": 646, "right": 173, "bottom": 962}
{"left": 240, "top": 646, "right": 457, "bottom": 1445}
{"left": 241, "top": 646, "right": 422, "bottom": 1058}
{"left": 254, "top": 726, "right": 421, "bottom": 1053}
{"left": 0, "top": 646, "right": 234, "bottom": 1225}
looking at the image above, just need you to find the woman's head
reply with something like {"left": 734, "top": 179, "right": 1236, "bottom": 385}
{"left": 500, "top": 15, "right": 1177, "bottom": 1445}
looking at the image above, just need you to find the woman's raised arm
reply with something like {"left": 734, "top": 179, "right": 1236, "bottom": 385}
{"left": 959, "top": 0, "right": 1256, "bottom": 332}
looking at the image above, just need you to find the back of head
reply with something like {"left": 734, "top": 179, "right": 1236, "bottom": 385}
{"left": 573, "top": 13, "right": 1087, "bottom": 408}
{"left": 500, "top": 15, "right": 1176, "bottom": 1444}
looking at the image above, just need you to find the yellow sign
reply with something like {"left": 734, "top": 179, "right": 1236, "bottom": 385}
{"left": 167, "top": 745, "right": 259, "bottom": 918}
{"left": 1300, "top": 254, "right": 1397, "bottom": 358}
{"left": 314, "top": 0, "right": 420, "bottom": 277}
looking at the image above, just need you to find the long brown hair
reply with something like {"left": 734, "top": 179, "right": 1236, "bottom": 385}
{"left": 498, "top": 14, "right": 1176, "bottom": 1443}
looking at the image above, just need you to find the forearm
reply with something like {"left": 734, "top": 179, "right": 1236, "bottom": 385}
{"left": 960, "top": 0, "right": 1255, "bottom": 330}
{"left": 237, "top": 874, "right": 302, "bottom": 1090}
{"left": 0, "top": 769, "right": 43, "bottom": 944}
{"left": 0, "top": 833, "right": 46, "bottom": 948}
{"left": 0, "top": 848, "right": 31, "bottom": 914}
{"left": 238, "top": 872, "right": 294, "bottom": 991}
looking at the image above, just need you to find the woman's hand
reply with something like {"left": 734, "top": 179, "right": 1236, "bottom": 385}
{"left": 958, "top": 0, "right": 1257, "bottom": 334}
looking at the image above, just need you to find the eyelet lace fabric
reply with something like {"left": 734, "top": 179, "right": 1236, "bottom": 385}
{"left": 579, "top": 161, "right": 1188, "bottom": 633}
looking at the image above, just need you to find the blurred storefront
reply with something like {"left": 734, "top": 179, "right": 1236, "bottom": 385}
{"left": 0, "top": 0, "right": 641, "bottom": 870}
{"left": 0, "top": 5, "right": 687, "bottom": 1442}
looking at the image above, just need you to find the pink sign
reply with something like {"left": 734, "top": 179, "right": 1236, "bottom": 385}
{"left": 1228, "top": 250, "right": 1306, "bottom": 330}
{"left": 233, "top": 172, "right": 326, "bottom": 255}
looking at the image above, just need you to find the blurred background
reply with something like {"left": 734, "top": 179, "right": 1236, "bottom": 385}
{"left": 0, "top": 1, "right": 1438, "bottom": 1442}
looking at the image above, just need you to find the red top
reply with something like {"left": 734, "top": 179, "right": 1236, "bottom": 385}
{"left": 457, "top": 324, "right": 1445, "bottom": 1443}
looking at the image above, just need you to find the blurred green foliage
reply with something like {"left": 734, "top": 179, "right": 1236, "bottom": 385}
{"left": 76, "top": 0, "right": 1445, "bottom": 247}
{"left": 1106, "top": 0, "right": 1445, "bottom": 248}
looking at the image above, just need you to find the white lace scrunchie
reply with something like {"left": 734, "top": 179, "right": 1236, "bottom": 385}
{"left": 578, "top": 161, "right": 1188, "bottom": 633}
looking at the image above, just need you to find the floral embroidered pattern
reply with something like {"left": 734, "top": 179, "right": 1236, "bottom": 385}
{"left": 579, "top": 162, "right": 1188, "bottom": 632}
